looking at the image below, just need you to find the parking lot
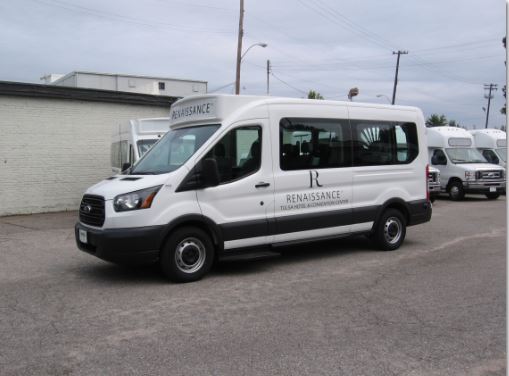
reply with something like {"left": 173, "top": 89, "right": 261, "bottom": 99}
{"left": 0, "top": 196, "right": 506, "bottom": 376}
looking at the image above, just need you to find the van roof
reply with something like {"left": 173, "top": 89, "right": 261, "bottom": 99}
{"left": 427, "top": 126, "right": 474, "bottom": 148}
{"left": 469, "top": 128, "right": 506, "bottom": 148}
{"left": 168, "top": 94, "right": 421, "bottom": 128}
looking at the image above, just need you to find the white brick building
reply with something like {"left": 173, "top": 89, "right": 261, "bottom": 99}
{"left": 0, "top": 81, "right": 177, "bottom": 216}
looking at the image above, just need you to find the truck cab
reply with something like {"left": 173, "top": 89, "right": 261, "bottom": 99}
{"left": 427, "top": 126, "right": 505, "bottom": 200}
{"left": 470, "top": 128, "right": 507, "bottom": 168}
{"left": 111, "top": 118, "right": 169, "bottom": 173}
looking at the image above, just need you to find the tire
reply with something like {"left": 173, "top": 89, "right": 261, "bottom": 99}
{"left": 485, "top": 192, "right": 500, "bottom": 200}
{"left": 448, "top": 181, "right": 465, "bottom": 201}
{"left": 160, "top": 227, "right": 214, "bottom": 283}
{"left": 430, "top": 195, "right": 437, "bottom": 203}
{"left": 373, "top": 209, "right": 406, "bottom": 251}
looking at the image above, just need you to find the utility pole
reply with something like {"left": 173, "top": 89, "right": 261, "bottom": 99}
{"left": 391, "top": 50, "right": 408, "bottom": 105}
{"left": 484, "top": 83, "right": 498, "bottom": 128}
{"left": 266, "top": 59, "right": 271, "bottom": 95}
{"left": 234, "top": 0, "right": 245, "bottom": 95}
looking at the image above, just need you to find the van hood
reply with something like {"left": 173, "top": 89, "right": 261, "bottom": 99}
{"left": 84, "top": 172, "right": 180, "bottom": 200}
{"left": 456, "top": 163, "right": 505, "bottom": 171}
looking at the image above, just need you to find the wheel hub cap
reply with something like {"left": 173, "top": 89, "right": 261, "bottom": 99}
{"left": 175, "top": 237, "right": 206, "bottom": 274}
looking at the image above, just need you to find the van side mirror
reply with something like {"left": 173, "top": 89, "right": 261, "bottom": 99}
{"left": 121, "top": 162, "right": 132, "bottom": 172}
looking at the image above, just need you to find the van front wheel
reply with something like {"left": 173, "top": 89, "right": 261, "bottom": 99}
{"left": 448, "top": 181, "right": 465, "bottom": 201}
{"left": 373, "top": 209, "right": 406, "bottom": 251}
{"left": 160, "top": 227, "right": 214, "bottom": 283}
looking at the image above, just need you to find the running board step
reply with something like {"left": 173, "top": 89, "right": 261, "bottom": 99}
{"left": 219, "top": 251, "right": 280, "bottom": 262}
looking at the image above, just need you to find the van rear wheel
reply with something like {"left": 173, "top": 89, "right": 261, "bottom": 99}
{"left": 373, "top": 209, "right": 406, "bottom": 251}
{"left": 160, "top": 227, "right": 214, "bottom": 283}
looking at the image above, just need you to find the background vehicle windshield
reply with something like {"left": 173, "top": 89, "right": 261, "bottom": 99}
{"left": 445, "top": 148, "right": 486, "bottom": 164}
{"left": 495, "top": 148, "right": 507, "bottom": 162}
{"left": 131, "top": 124, "right": 219, "bottom": 174}
{"left": 137, "top": 139, "right": 158, "bottom": 158}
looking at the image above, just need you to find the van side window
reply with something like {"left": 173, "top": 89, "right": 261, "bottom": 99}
{"left": 279, "top": 118, "right": 351, "bottom": 170}
{"left": 431, "top": 149, "right": 447, "bottom": 165}
{"left": 204, "top": 126, "right": 261, "bottom": 184}
{"left": 352, "top": 121, "right": 418, "bottom": 166}
{"left": 482, "top": 149, "right": 499, "bottom": 164}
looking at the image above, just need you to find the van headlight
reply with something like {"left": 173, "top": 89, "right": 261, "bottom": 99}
{"left": 465, "top": 171, "right": 476, "bottom": 181}
{"left": 113, "top": 186, "right": 162, "bottom": 212}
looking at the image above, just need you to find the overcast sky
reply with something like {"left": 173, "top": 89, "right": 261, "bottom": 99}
{"left": 0, "top": 0, "right": 506, "bottom": 128}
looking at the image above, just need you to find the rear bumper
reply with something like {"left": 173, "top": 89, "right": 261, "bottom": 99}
{"left": 407, "top": 199, "right": 432, "bottom": 226}
{"left": 75, "top": 222, "right": 164, "bottom": 264}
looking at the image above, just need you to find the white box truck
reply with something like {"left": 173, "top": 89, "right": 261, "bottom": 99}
{"left": 427, "top": 126, "right": 505, "bottom": 200}
{"left": 76, "top": 95, "right": 432, "bottom": 282}
{"left": 470, "top": 129, "right": 506, "bottom": 168}
{"left": 111, "top": 118, "right": 170, "bottom": 173}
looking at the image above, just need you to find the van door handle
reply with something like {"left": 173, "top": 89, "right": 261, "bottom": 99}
{"left": 255, "top": 182, "right": 270, "bottom": 188}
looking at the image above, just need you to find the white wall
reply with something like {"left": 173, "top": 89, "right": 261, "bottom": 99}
{"left": 69, "top": 73, "right": 207, "bottom": 96}
{"left": 0, "top": 96, "right": 169, "bottom": 216}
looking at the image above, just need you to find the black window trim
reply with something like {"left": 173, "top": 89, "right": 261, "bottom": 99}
{"left": 278, "top": 117, "right": 419, "bottom": 170}
{"left": 203, "top": 124, "right": 263, "bottom": 186}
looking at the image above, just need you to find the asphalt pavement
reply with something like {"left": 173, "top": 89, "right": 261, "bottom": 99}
{"left": 0, "top": 196, "right": 506, "bottom": 376}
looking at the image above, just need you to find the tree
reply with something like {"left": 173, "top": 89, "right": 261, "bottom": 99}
{"left": 426, "top": 114, "right": 448, "bottom": 127}
{"left": 307, "top": 90, "right": 324, "bottom": 100}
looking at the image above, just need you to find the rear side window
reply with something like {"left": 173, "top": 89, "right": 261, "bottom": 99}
{"left": 351, "top": 120, "right": 418, "bottom": 166}
{"left": 280, "top": 118, "right": 351, "bottom": 170}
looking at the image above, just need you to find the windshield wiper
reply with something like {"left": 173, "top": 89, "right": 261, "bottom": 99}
{"left": 131, "top": 171, "right": 156, "bottom": 175}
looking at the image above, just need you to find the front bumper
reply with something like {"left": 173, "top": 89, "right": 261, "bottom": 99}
{"left": 75, "top": 222, "right": 165, "bottom": 264}
{"left": 463, "top": 181, "right": 505, "bottom": 194}
{"left": 428, "top": 184, "right": 441, "bottom": 193}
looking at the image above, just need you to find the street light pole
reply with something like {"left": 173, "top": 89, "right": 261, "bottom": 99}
{"left": 234, "top": 42, "right": 267, "bottom": 95}
{"left": 234, "top": 0, "right": 244, "bottom": 95}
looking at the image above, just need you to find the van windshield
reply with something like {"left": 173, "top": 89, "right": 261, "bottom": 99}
{"left": 131, "top": 124, "right": 220, "bottom": 175}
{"left": 495, "top": 148, "right": 507, "bottom": 162}
{"left": 445, "top": 148, "right": 486, "bottom": 164}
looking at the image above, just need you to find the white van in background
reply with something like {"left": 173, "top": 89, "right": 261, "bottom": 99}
{"left": 470, "top": 129, "right": 507, "bottom": 168}
{"left": 111, "top": 118, "right": 170, "bottom": 173}
{"left": 428, "top": 166, "right": 441, "bottom": 202}
{"left": 76, "top": 95, "right": 432, "bottom": 282}
{"left": 427, "top": 126, "right": 505, "bottom": 200}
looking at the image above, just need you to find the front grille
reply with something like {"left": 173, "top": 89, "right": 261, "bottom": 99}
{"left": 428, "top": 171, "right": 438, "bottom": 183}
{"left": 79, "top": 195, "right": 105, "bottom": 227}
{"left": 476, "top": 170, "right": 503, "bottom": 180}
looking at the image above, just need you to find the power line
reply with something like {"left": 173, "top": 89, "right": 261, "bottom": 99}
{"left": 30, "top": 0, "right": 235, "bottom": 34}
{"left": 209, "top": 82, "right": 235, "bottom": 93}
{"left": 270, "top": 72, "right": 308, "bottom": 96}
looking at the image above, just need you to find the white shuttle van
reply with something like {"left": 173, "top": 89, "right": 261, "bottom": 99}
{"left": 76, "top": 95, "right": 432, "bottom": 282}
{"left": 111, "top": 118, "right": 169, "bottom": 173}
{"left": 470, "top": 129, "right": 507, "bottom": 168}
{"left": 427, "top": 126, "right": 505, "bottom": 200}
